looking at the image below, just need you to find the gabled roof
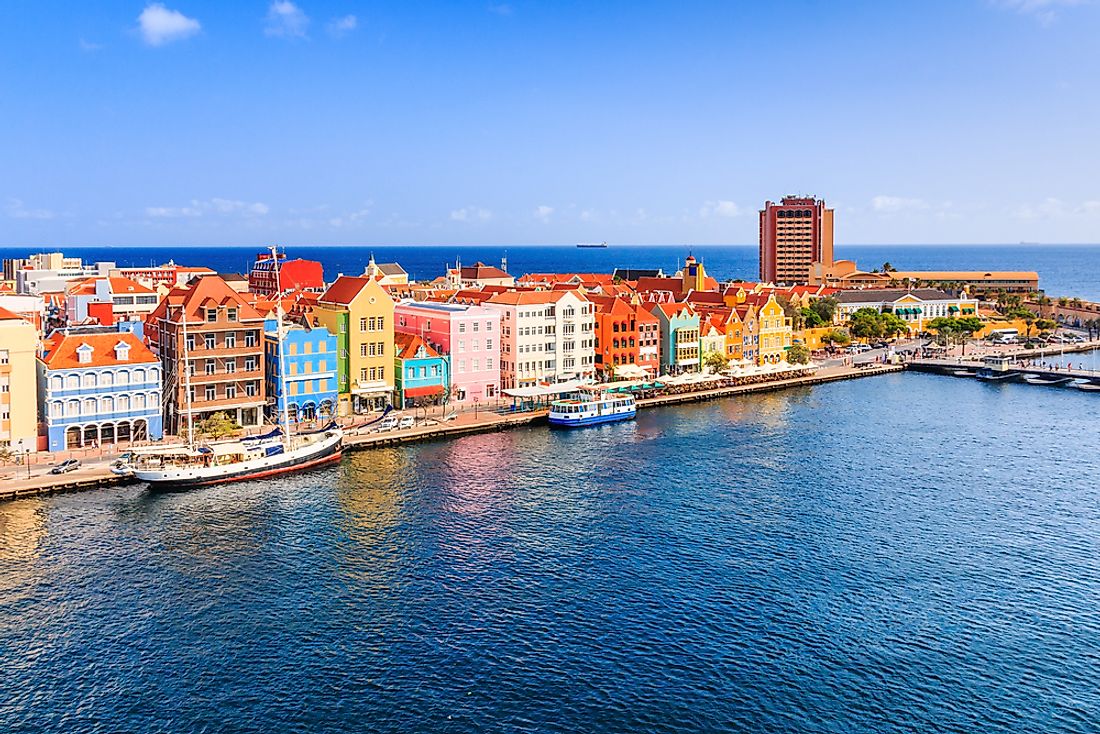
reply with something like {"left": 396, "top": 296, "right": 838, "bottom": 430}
{"left": 319, "top": 276, "right": 373, "bottom": 305}
{"left": 486, "top": 290, "right": 569, "bottom": 306}
{"left": 0, "top": 306, "right": 23, "bottom": 321}
{"left": 147, "top": 275, "right": 264, "bottom": 325}
{"left": 834, "top": 288, "right": 954, "bottom": 304}
{"left": 635, "top": 276, "right": 684, "bottom": 293}
{"left": 460, "top": 262, "right": 510, "bottom": 279}
{"left": 685, "top": 290, "right": 725, "bottom": 305}
{"left": 41, "top": 331, "right": 157, "bottom": 369}
{"left": 66, "top": 276, "right": 155, "bottom": 297}
{"left": 394, "top": 332, "right": 442, "bottom": 360}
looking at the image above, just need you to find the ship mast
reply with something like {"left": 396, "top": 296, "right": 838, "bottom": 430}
{"left": 179, "top": 300, "right": 195, "bottom": 448}
{"left": 271, "top": 245, "right": 293, "bottom": 445}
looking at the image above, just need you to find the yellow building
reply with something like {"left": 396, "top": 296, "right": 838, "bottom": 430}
{"left": 752, "top": 294, "right": 793, "bottom": 364}
{"left": 315, "top": 276, "right": 395, "bottom": 414}
{"left": 0, "top": 307, "right": 39, "bottom": 452}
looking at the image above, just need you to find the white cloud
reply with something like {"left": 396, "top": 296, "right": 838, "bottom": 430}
{"left": 871, "top": 195, "right": 929, "bottom": 213}
{"left": 1013, "top": 197, "right": 1100, "bottom": 219}
{"left": 5, "top": 198, "right": 56, "bottom": 220}
{"left": 990, "top": 0, "right": 1091, "bottom": 24}
{"left": 145, "top": 198, "right": 269, "bottom": 219}
{"left": 328, "top": 203, "right": 373, "bottom": 228}
{"left": 488, "top": 3, "right": 514, "bottom": 16}
{"left": 265, "top": 1, "right": 310, "bottom": 38}
{"left": 327, "top": 14, "right": 358, "bottom": 37}
{"left": 450, "top": 207, "right": 492, "bottom": 222}
{"left": 79, "top": 38, "right": 104, "bottom": 52}
{"left": 137, "top": 4, "right": 201, "bottom": 47}
{"left": 699, "top": 200, "right": 741, "bottom": 218}
{"left": 534, "top": 205, "right": 554, "bottom": 222}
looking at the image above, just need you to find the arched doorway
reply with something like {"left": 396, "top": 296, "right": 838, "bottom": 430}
{"left": 66, "top": 426, "right": 82, "bottom": 449}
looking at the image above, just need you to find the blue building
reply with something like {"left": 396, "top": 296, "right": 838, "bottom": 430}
{"left": 264, "top": 322, "right": 339, "bottom": 422}
{"left": 394, "top": 333, "right": 451, "bottom": 408}
{"left": 39, "top": 328, "right": 164, "bottom": 451}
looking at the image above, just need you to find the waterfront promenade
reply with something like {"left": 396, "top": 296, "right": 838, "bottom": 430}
{"left": 0, "top": 363, "right": 901, "bottom": 502}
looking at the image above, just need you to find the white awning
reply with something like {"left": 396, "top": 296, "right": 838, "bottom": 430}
{"left": 502, "top": 379, "right": 590, "bottom": 399}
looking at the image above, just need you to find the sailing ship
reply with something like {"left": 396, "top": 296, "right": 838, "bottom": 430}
{"left": 129, "top": 246, "right": 343, "bottom": 488}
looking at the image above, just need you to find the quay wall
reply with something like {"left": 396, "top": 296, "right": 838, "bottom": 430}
{"left": 0, "top": 365, "right": 903, "bottom": 503}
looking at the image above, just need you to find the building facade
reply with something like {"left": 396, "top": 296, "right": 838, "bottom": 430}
{"left": 833, "top": 288, "right": 980, "bottom": 334}
{"left": 394, "top": 300, "right": 500, "bottom": 403}
{"left": 486, "top": 289, "right": 595, "bottom": 389}
{"left": 0, "top": 307, "right": 39, "bottom": 452}
{"left": 759, "top": 196, "right": 834, "bottom": 285}
{"left": 146, "top": 275, "right": 267, "bottom": 433}
{"left": 394, "top": 333, "right": 451, "bottom": 408}
{"left": 249, "top": 252, "right": 325, "bottom": 296}
{"left": 264, "top": 323, "right": 338, "bottom": 422}
{"left": 648, "top": 303, "right": 701, "bottom": 373}
{"left": 314, "top": 276, "right": 395, "bottom": 414}
{"left": 39, "top": 329, "right": 163, "bottom": 451}
{"left": 65, "top": 276, "right": 159, "bottom": 325}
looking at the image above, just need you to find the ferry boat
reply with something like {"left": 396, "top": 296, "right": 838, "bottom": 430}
{"left": 576, "top": 241, "right": 608, "bottom": 249}
{"left": 126, "top": 246, "right": 343, "bottom": 489}
{"left": 549, "top": 390, "right": 636, "bottom": 427}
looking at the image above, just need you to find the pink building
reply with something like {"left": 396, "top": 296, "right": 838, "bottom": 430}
{"left": 394, "top": 300, "right": 501, "bottom": 403}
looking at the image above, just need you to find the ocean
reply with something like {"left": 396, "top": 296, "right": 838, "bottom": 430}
{"left": 2, "top": 373, "right": 1099, "bottom": 732}
{"left": 2, "top": 244, "right": 1097, "bottom": 301}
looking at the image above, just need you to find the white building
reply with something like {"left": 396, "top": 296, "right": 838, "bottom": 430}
{"left": 833, "top": 288, "right": 980, "bottom": 333}
{"left": 485, "top": 289, "right": 596, "bottom": 389}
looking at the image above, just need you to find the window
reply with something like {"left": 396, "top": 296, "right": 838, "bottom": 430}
{"left": 361, "top": 344, "right": 368, "bottom": 357}
{"left": 245, "top": 331, "right": 258, "bottom": 347}
{"left": 245, "top": 382, "right": 257, "bottom": 397}
{"left": 360, "top": 368, "right": 368, "bottom": 381}
{"left": 225, "top": 359, "right": 236, "bottom": 374}
{"left": 486, "top": 338, "right": 493, "bottom": 350}
{"left": 459, "top": 340, "right": 466, "bottom": 352}
{"left": 471, "top": 359, "right": 479, "bottom": 371}
{"left": 486, "top": 358, "right": 493, "bottom": 370}
{"left": 205, "top": 359, "right": 216, "bottom": 375}
{"left": 206, "top": 308, "right": 217, "bottom": 322}
{"left": 459, "top": 359, "right": 466, "bottom": 371}
{"left": 225, "top": 333, "right": 236, "bottom": 348}
{"left": 205, "top": 334, "right": 216, "bottom": 350}
{"left": 186, "top": 335, "right": 195, "bottom": 351}
{"left": 227, "top": 307, "right": 237, "bottom": 322}
{"left": 244, "top": 357, "right": 257, "bottom": 371}
{"left": 473, "top": 321, "right": 479, "bottom": 332}
{"left": 360, "top": 318, "right": 368, "bottom": 332}
{"left": 459, "top": 323, "right": 466, "bottom": 333}
{"left": 226, "top": 385, "right": 237, "bottom": 399}
{"left": 205, "top": 386, "right": 216, "bottom": 401}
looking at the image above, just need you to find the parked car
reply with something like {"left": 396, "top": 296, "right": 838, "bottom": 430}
{"left": 1066, "top": 333, "right": 1086, "bottom": 343}
{"left": 50, "top": 459, "right": 80, "bottom": 475}
{"left": 398, "top": 416, "right": 415, "bottom": 430}
{"left": 872, "top": 341, "right": 889, "bottom": 349}
{"left": 377, "top": 416, "right": 399, "bottom": 431}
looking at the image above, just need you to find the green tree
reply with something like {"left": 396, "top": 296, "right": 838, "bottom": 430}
{"left": 848, "top": 308, "right": 885, "bottom": 340}
{"left": 1035, "top": 318, "right": 1057, "bottom": 335}
{"left": 809, "top": 296, "right": 838, "bottom": 324}
{"left": 821, "top": 329, "right": 851, "bottom": 350}
{"left": 801, "top": 307, "right": 825, "bottom": 329}
{"left": 195, "top": 412, "right": 241, "bottom": 439}
{"left": 786, "top": 343, "right": 811, "bottom": 365}
{"left": 879, "top": 312, "right": 909, "bottom": 338}
{"left": 704, "top": 351, "right": 730, "bottom": 374}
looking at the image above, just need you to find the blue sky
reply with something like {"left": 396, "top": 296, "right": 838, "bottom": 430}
{"left": 1, "top": 0, "right": 1099, "bottom": 246}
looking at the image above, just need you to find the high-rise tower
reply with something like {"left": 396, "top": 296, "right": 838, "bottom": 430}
{"left": 758, "top": 196, "right": 834, "bottom": 284}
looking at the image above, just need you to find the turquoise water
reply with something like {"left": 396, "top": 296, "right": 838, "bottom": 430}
{"left": 2, "top": 372, "right": 1099, "bottom": 732}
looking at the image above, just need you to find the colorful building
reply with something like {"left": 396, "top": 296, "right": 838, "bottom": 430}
{"left": 699, "top": 314, "right": 727, "bottom": 370}
{"left": 146, "top": 275, "right": 267, "bottom": 432}
{"left": 832, "top": 288, "right": 979, "bottom": 334}
{"left": 748, "top": 293, "right": 793, "bottom": 364}
{"left": 315, "top": 276, "right": 395, "bottom": 414}
{"left": 0, "top": 307, "right": 39, "bottom": 452}
{"left": 65, "top": 276, "right": 159, "bottom": 325}
{"left": 485, "top": 289, "right": 595, "bottom": 389}
{"left": 38, "top": 329, "right": 163, "bottom": 451}
{"left": 394, "top": 300, "right": 500, "bottom": 403}
{"left": 249, "top": 252, "right": 325, "bottom": 296}
{"left": 759, "top": 196, "right": 834, "bottom": 285}
{"left": 647, "top": 303, "right": 701, "bottom": 373}
{"left": 394, "top": 333, "right": 451, "bottom": 408}
{"left": 264, "top": 323, "right": 338, "bottom": 422}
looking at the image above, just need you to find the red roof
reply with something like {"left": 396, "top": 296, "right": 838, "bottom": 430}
{"left": 41, "top": 331, "right": 157, "bottom": 370}
{"left": 394, "top": 332, "right": 442, "bottom": 360}
{"left": 147, "top": 275, "right": 264, "bottom": 326}
{"left": 66, "top": 276, "right": 155, "bottom": 297}
{"left": 0, "top": 306, "right": 23, "bottom": 321}
{"left": 319, "top": 276, "right": 373, "bottom": 305}
{"left": 635, "top": 277, "right": 684, "bottom": 294}
{"left": 460, "top": 262, "right": 510, "bottom": 279}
